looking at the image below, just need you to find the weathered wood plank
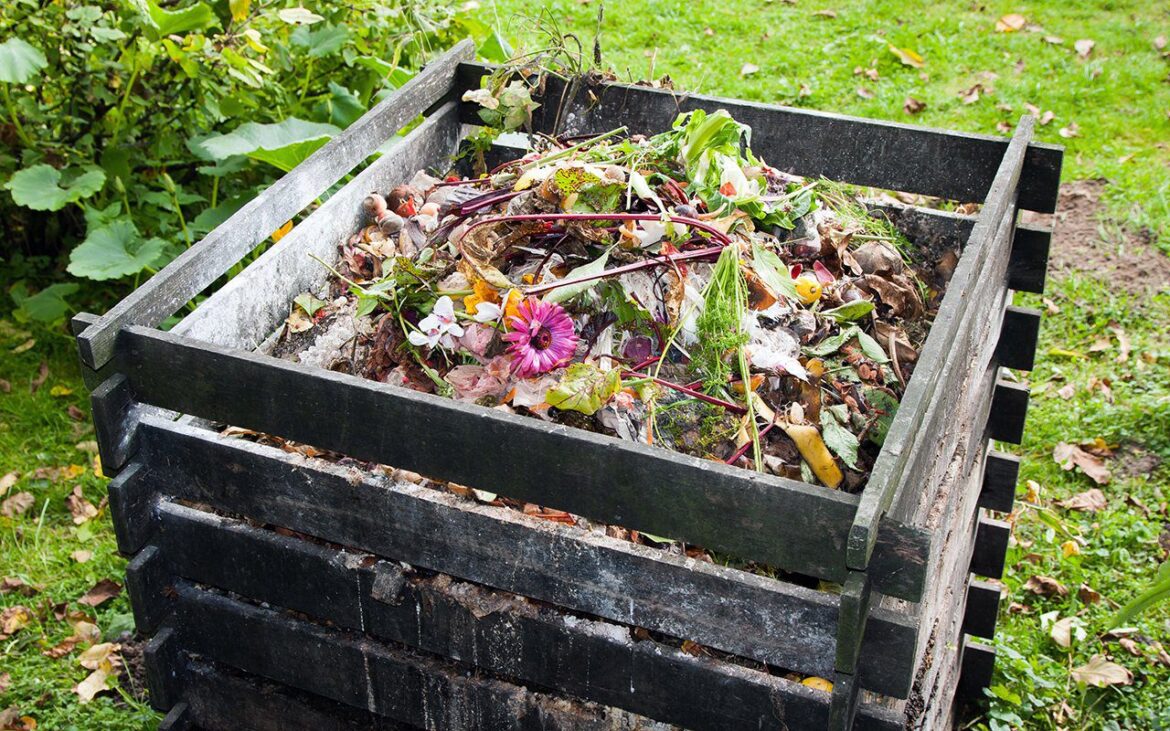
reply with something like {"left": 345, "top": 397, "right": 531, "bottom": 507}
{"left": 105, "top": 462, "right": 155, "bottom": 555}
{"left": 848, "top": 117, "right": 1035, "bottom": 574}
{"left": 1008, "top": 224, "right": 1051, "bottom": 294}
{"left": 134, "top": 416, "right": 919, "bottom": 697}
{"left": 171, "top": 584, "right": 667, "bottom": 731}
{"left": 174, "top": 102, "right": 466, "bottom": 352}
{"left": 144, "top": 625, "right": 183, "bottom": 711}
{"left": 971, "top": 517, "right": 1011, "bottom": 579}
{"left": 956, "top": 638, "right": 997, "bottom": 703}
{"left": 980, "top": 451, "right": 1019, "bottom": 514}
{"left": 146, "top": 500, "right": 902, "bottom": 730}
{"left": 456, "top": 64, "right": 1062, "bottom": 212}
{"left": 996, "top": 306, "right": 1042, "bottom": 372}
{"left": 962, "top": 580, "right": 1002, "bottom": 639}
{"left": 76, "top": 41, "right": 474, "bottom": 370}
{"left": 987, "top": 379, "right": 1030, "bottom": 445}
{"left": 126, "top": 544, "right": 168, "bottom": 635}
{"left": 90, "top": 373, "right": 137, "bottom": 476}
{"left": 114, "top": 326, "right": 929, "bottom": 600}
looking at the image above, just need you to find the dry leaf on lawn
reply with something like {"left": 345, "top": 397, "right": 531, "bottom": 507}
{"left": 0, "top": 606, "right": 32, "bottom": 639}
{"left": 1071, "top": 654, "right": 1132, "bottom": 687}
{"left": 74, "top": 669, "right": 112, "bottom": 704}
{"left": 77, "top": 579, "right": 122, "bottom": 608}
{"left": 1057, "top": 383, "right": 1076, "bottom": 400}
{"left": 1050, "top": 615, "right": 1085, "bottom": 648}
{"left": 813, "top": 9, "right": 838, "bottom": 18}
{"left": 904, "top": 97, "right": 925, "bottom": 114}
{"left": 0, "top": 472, "right": 16, "bottom": 497}
{"left": 1109, "top": 325, "right": 1130, "bottom": 363}
{"left": 1023, "top": 575, "right": 1069, "bottom": 597}
{"left": 1074, "top": 39, "right": 1096, "bottom": 57}
{"left": 1078, "top": 583, "right": 1102, "bottom": 604}
{"left": 740, "top": 63, "right": 759, "bottom": 76}
{"left": 65, "top": 486, "right": 98, "bottom": 525}
{"left": 1059, "top": 122, "right": 1080, "bottom": 138}
{"left": 1, "top": 492, "right": 34, "bottom": 518}
{"left": 1058, "top": 488, "right": 1107, "bottom": 512}
{"left": 1053, "top": 442, "right": 1111, "bottom": 484}
{"left": 70, "top": 550, "right": 93, "bottom": 564}
{"left": 996, "top": 13, "right": 1027, "bottom": 32}
{"left": 0, "top": 673, "right": 9, "bottom": 693}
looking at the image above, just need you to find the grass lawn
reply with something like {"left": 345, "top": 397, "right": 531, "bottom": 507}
{"left": 2, "top": 1, "right": 1168, "bottom": 728}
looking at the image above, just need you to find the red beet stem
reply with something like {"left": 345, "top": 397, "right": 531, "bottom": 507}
{"left": 527, "top": 244, "right": 724, "bottom": 296}
{"left": 725, "top": 422, "right": 776, "bottom": 464}
{"left": 621, "top": 370, "right": 748, "bottom": 414}
{"left": 466, "top": 212, "right": 733, "bottom": 247}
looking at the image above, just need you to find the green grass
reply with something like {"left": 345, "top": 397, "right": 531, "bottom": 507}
{"left": 2, "top": 1, "right": 1168, "bottom": 728}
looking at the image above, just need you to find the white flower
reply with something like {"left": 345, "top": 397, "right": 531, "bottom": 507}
{"left": 408, "top": 295, "right": 464, "bottom": 349}
{"left": 472, "top": 300, "right": 503, "bottom": 323}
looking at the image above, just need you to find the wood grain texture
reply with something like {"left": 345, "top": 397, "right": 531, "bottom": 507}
{"left": 848, "top": 117, "right": 1034, "bottom": 575}
{"left": 141, "top": 500, "right": 902, "bottom": 730}
{"left": 456, "top": 64, "right": 1063, "bottom": 212}
{"left": 114, "top": 326, "right": 929, "bottom": 601}
{"left": 76, "top": 41, "right": 474, "bottom": 370}
{"left": 174, "top": 102, "right": 466, "bottom": 352}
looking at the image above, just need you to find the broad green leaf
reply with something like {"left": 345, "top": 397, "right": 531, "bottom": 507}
{"left": 820, "top": 408, "right": 859, "bottom": 469}
{"left": 291, "top": 24, "right": 348, "bottom": 57}
{"left": 294, "top": 293, "right": 327, "bottom": 317}
{"left": 0, "top": 38, "right": 48, "bottom": 84}
{"left": 5, "top": 165, "right": 106, "bottom": 211}
{"left": 546, "top": 363, "right": 622, "bottom": 415}
{"left": 9, "top": 282, "right": 79, "bottom": 323}
{"left": 1112, "top": 562, "right": 1170, "bottom": 627}
{"left": 856, "top": 329, "right": 891, "bottom": 363}
{"left": 326, "top": 82, "right": 364, "bottom": 128}
{"left": 805, "top": 326, "right": 858, "bottom": 357}
{"left": 541, "top": 251, "right": 609, "bottom": 304}
{"left": 195, "top": 118, "right": 339, "bottom": 172}
{"left": 821, "top": 300, "right": 875, "bottom": 323}
{"left": 67, "top": 220, "right": 166, "bottom": 280}
{"left": 132, "top": 0, "right": 218, "bottom": 36}
{"left": 478, "top": 30, "right": 513, "bottom": 63}
{"left": 863, "top": 387, "right": 898, "bottom": 446}
{"left": 278, "top": 7, "right": 324, "bottom": 24}
{"left": 750, "top": 242, "right": 799, "bottom": 300}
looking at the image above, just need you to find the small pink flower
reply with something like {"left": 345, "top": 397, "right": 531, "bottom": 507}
{"left": 502, "top": 297, "right": 579, "bottom": 377}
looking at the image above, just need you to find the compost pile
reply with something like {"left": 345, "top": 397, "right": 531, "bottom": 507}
{"left": 281, "top": 109, "right": 958, "bottom": 494}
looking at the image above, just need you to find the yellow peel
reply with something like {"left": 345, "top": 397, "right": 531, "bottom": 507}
{"left": 780, "top": 422, "right": 843, "bottom": 488}
{"left": 802, "top": 676, "right": 834, "bottom": 693}
{"left": 795, "top": 276, "right": 823, "bottom": 305}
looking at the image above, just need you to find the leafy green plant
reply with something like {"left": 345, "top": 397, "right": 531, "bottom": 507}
{"left": 1, "top": 0, "right": 505, "bottom": 323}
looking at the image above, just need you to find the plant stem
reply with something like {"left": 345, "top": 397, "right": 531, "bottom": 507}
{"left": 620, "top": 370, "right": 747, "bottom": 414}
{"left": 299, "top": 58, "right": 315, "bottom": 102}
{"left": 171, "top": 191, "right": 193, "bottom": 247}
{"left": 1, "top": 84, "right": 33, "bottom": 147}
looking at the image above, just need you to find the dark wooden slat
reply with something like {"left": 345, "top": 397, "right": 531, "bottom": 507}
{"left": 963, "top": 580, "right": 1002, "bottom": 639}
{"left": 115, "top": 326, "right": 928, "bottom": 601}
{"left": 970, "top": 517, "right": 1011, "bottom": 579}
{"left": 90, "top": 373, "right": 137, "bottom": 476}
{"left": 957, "top": 638, "right": 997, "bottom": 702}
{"left": 158, "top": 703, "right": 194, "bottom": 731}
{"left": 1008, "top": 224, "right": 1051, "bottom": 294}
{"left": 980, "top": 451, "right": 1020, "bottom": 514}
{"left": 106, "top": 462, "right": 155, "bottom": 555}
{"left": 996, "top": 306, "right": 1042, "bottom": 372}
{"left": 146, "top": 500, "right": 902, "bottom": 730}
{"left": 135, "top": 417, "right": 919, "bottom": 698}
{"left": 848, "top": 117, "right": 1034, "bottom": 574}
{"left": 835, "top": 570, "right": 871, "bottom": 674}
{"left": 171, "top": 584, "right": 662, "bottom": 731}
{"left": 126, "top": 544, "right": 168, "bottom": 634}
{"left": 71, "top": 313, "right": 112, "bottom": 391}
{"left": 828, "top": 671, "right": 861, "bottom": 731}
{"left": 988, "top": 380, "right": 1030, "bottom": 444}
{"left": 174, "top": 101, "right": 466, "bottom": 353}
{"left": 144, "top": 625, "right": 184, "bottom": 711}
{"left": 76, "top": 41, "right": 474, "bottom": 371}
{"left": 456, "top": 63, "right": 1062, "bottom": 212}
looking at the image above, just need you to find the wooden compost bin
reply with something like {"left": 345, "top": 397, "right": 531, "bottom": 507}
{"left": 73, "top": 40, "right": 1062, "bottom": 730}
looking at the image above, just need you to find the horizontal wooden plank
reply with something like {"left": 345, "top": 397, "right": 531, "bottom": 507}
{"left": 145, "top": 500, "right": 901, "bottom": 730}
{"left": 170, "top": 583, "right": 668, "bottom": 731}
{"left": 76, "top": 40, "right": 474, "bottom": 371}
{"left": 134, "top": 416, "right": 919, "bottom": 697}
{"left": 971, "top": 517, "right": 1011, "bottom": 579}
{"left": 980, "top": 451, "right": 1020, "bottom": 514}
{"left": 963, "top": 580, "right": 1002, "bottom": 639}
{"left": 173, "top": 101, "right": 467, "bottom": 353}
{"left": 988, "top": 379, "right": 1030, "bottom": 445}
{"left": 457, "top": 63, "right": 1062, "bottom": 212}
{"left": 114, "top": 326, "right": 928, "bottom": 601}
{"left": 996, "top": 306, "right": 1042, "bottom": 372}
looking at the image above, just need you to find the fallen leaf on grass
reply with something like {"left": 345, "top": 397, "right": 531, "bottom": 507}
{"left": 1, "top": 492, "right": 34, "bottom": 518}
{"left": 1071, "top": 654, "right": 1132, "bottom": 687}
{"left": 1074, "top": 39, "right": 1095, "bottom": 57}
{"left": 813, "top": 9, "right": 837, "bottom": 18}
{"left": 1109, "top": 325, "right": 1130, "bottom": 363}
{"left": 1061, "top": 540, "right": 1081, "bottom": 557}
{"left": 1049, "top": 615, "right": 1086, "bottom": 648}
{"left": 1078, "top": 584, "right": 1102, "bottom": 604}
{"left": 77, "top": 579, "right": 122, "bottom": 608}
{"left": 0, "top": 380, "right": 9, "bottom": 393}
{"left": 11, "top": 339, "right": 35, "bottom": 354}
{"left": 856, "top": 87, "right": 875, "bottom": 99}
{"left": 1156, "top": 35, "right": 1167, "bottom": 51}
{"left": 1023, "top": 575, "right": 1069, "bottom": 597}
{"left": 888, "top": 45, "right": 924, "bottom": 68}
{"left": 66, "top": 405, "right": 85, "bottom": 421}
{"left": 43, "top": 618, "right": 101, "bottom": 658}
{"left": 903, "top": 97, "right": 925, "bottom": 114}
{"left": 1058, "top": 488, "right": 1107, "bottom": 512}
{"left": 70, "top": 550, "right": 93, "bottom": 563}
{"left": 1059, "top": 122, "right": 1080, "bottom": 138}
{"left": 959, "top": 84, "right": 984, "bottom": 104}
{"left": 740, "top": 63, "right": 759, "bottom": 77}
{"left": 1057, "top": 383, "right": 1076, "bottom": 400}
{"left": 995, "top": 13, "right": 1027, "bottom": 32}
{"left": 29, "top": 361, "right": 48, "bottom": 394}
{"left": 0, "top": 472, "right": 16, "bottom": 496}
{"left": 1, "top": 577, "right": 37, "bottom": 596}
{"left": 0, "top": 606, "right": 31, "bottom": 638}
{"left": 49, "top": 385, "right": 73, "bottom": 398}
{"left": 1053, "top": 442, "right": 1111, "bottom": 484}
{"left": 0, "top": 707, "right": 36, "bottom": 730}
{"left": 65, "top": 486, "right": 98, "bottom": 525}
{"left": 0, "top": 673, "right": 9, "bottom": 693}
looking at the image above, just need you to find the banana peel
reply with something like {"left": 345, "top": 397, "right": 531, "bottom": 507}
{"left": 778, "top": 419, "right": 844, "bottom": 489}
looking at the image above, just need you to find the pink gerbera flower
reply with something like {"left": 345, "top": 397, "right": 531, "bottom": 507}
{"left": 503, "top": 297, "right": 579, "bottom": 377}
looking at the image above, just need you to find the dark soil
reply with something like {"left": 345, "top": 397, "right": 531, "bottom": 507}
{"left": 1022, "top": 179, "right": 1170, "bottom": 295}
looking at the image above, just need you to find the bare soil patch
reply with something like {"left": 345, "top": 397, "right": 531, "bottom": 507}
{"left": 1023, "top": 180, "right": 1170, "bottom": 295}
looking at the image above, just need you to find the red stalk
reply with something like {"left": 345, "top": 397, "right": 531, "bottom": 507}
{"left": 621, "top": 370, "right": 747, "bottom": 415}
{"left": 466, "top": 212, "right": 733, "bottom": 247}
{"left": 725, "top": 422, "right": 776, "bottom": 464}
{"left": 527, "top": 245, "right": 724, "bottom": 296}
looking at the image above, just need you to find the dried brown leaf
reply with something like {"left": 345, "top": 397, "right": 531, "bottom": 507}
{"left": 65, "top": 486, "right": 98, "bottom": 525}
{"left": 77, "top": 579, "right": 122, "bottom": 608}
{"left": 1074, "top": 38, "right": 1095, "bottom": 57}
{"left": 903, "top": 96, "right": 925, "bottom": 114}
{"left": 29, "top": 361, "right": 48, "bottom": 394}
{"left": 1059, "top": 122, "right": 1080, "bottom": 138}
{"left": 995, "top": 13, "right": 1027, "bottom": 32}
{"left": 0, "top": 605, "right": 31, "bottom": 639}
{"left": 0, "top": 472, "right": 16, "bottom": 497}
{"left": 1053, "top": 442, "right": 1111, "bottom": 484}
{"left": 1077, "top": 583, "right": 1102, "bottom": 604}
{"left": 1071, "top": 654, "right": 1132, "bottom": 687}
{"left": 1023, "top": 575, "right": 1069, "bottom": 597}
{"left": 0, "top": 492, "right": 34, "bottom": 518}
{"left": 1058, "top": 488, "right": 1107, "bottom": 512}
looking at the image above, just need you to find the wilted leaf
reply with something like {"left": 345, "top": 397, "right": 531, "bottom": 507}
{"left": 0, "top": 38, "right": 48, "bottom": 84}
{"left": 995, "top": 13, "right": 1027, "bottom": 32}
{"left": 277, "top": 7, "right": 324, "bottom": 24}
{"left": 740, "top": 62, "right": 760, "bottom": 76}
{"left": 546, "top": 363, "right": 622, "bottom": 416}
{"left": 959, "top": 84, "right": 984, "bottom": 104}
{"left": 1071, "top": 654, "right": 1132, "bottom": 687}
{"left": 1, "top": 492, "right": 34, "bottom": 518}
{"left": 71, "top": 550, "right": 93, "bottom": 564}
{"left": 1050, "top": 615, "right": 1086, "bottom": 648}
{"left": 856, "top": 86, "right": 875, "bottom": 99}
{"left": 1058, "top": 488, "right": 1107, "bottom": 512}
{"left": 74, "top": 669, "right": 112, "bottom": 704}
{"left": 1056, "top": 383, "right": 1076, "bottom": 400}
{"left": 1053, "top": 442, "right": 1111, "bottom": 484}
{"left": 0, "top": 605, "right": 31, "bottom": 638}
{"left": 1110, "top": 325, "right": 1130, "bottom": 363}
{"left": 77, "top": 579, "right": 122, "bottom": 607}
{"left": 888, "top": 44, "right": 924, "bottom": 68}
{"left": 271, "top": 220, "right": 294, "bottom": 242}
{"left": 813, "top": 9, "right": 838, "bottom": 18}
{"left": 293, "top": 293, "right": 328, "bottom": 317}
{"left": 1059, "top": 122, "right": 1080, "bottom": 138}
{"left": 0, "top": 472, "right": 16, "bottom": 497}
{"left": 1156, "top": 35, "right": 1168, "bottom": 51}
{"left": 66, "top": 486, "right": 98, "bottom": 525}
{"left": 1023, "top": 575, "right": 1069, "bottom": 597}
{"left": 1074, "top": 39, "right": 1095, "bottom": 57}
{"left": 5, "top": 165, "right": 106, "bottom": 212}
{"left": 541, "top": 252, "right": 609, "bottom": 304}
{"left": 1061, "top": 540, "right": 1081, "bottom": 557}
{"left": 903, "top": 96, "right": 925, "bottom": 114}
{"left": 285, "top": 307, "right": 313, "bottom": 334}
{"left": 1078, "top": 583, "right": 1102, "bottom": 605}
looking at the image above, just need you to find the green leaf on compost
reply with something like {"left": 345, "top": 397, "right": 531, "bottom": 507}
{"left": 67, "top": 220, "right": 166, "bottom": 281}
{"left": 821, "top": 300, "right": 875, "bottom": 322}
{"left": 805, "top": 327, "right": 857, "bottom": 357}
{"left": 820, "top": 407, "right": 860, "bottom": 469}
{"left": 294, "top": 293, "right": 328, "bottom": 317}
{"left": 195, "top": 118, "right": 340, "bottom": 172}
{"left": 0, "top": 38, "right": 48, "bottom": 84}
{"left": 863, "top": 387, "right": 899, "bottom": 446}
{"left": 856, "top": 329, "right": 891, "bottom": 363}
{"left": 542, "top": 251, "right": 610, "bottom": 304}
{"left": 9, "top": 282, "right": 79, "bottom": 324}
{"left": 546, "top": 363, "right": 622, "bottom": 415}
{"left": 5, "top": 165, "right": 106, "bottom": 211}
{"left": 751, "top": 243, "right": 799, "bottom": 300}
